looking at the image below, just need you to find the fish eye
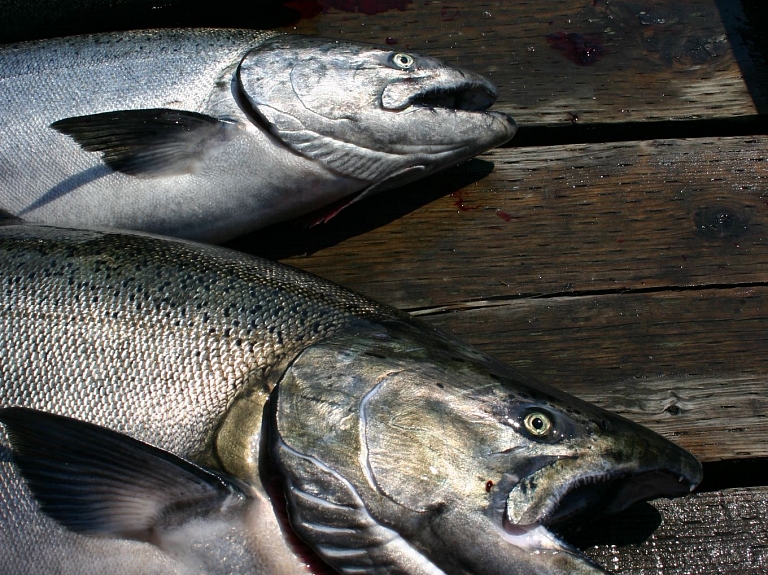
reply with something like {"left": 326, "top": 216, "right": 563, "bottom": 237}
{"left": 391, "top": 53, "right": 416, "bottom": 70}
{"left": 523, "top": 411, "right": 554, "bottom": 437}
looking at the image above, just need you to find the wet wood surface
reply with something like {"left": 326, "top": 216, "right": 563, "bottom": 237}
{"left": 583, "top": 487, "right": 768, "bottom": 573}
{"left": 280, "top": 0, "right": 768, "bottom": 124}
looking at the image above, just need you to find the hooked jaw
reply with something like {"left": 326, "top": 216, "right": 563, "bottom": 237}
{"left": 494, "top": 437, "right": 703, "bottom": 573}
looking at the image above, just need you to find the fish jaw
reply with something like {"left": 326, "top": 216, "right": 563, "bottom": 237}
{"left": 237, "top": 35, "right": 516, "bottom": 190}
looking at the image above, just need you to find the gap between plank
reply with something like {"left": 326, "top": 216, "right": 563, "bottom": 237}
{"left": 698, "top": 458, "right": 768, "bottom": 492}
{"left": 407, "top": 280, "right": 768, "bottom": 316}
{"left": 507, "top": 115, "right": 768, "bottom": 148}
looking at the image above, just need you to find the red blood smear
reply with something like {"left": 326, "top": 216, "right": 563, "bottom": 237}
{"left": 496, "top": 211, "right": 513, "bottom": 222}
{"left": 452, "top": 191, "right": 480, "bottom": 212}
{"left": 303, "top": 193, "right": 362, "bottom": 227}
{"left": 385, "top": 36, "right": 398, "bottom": 45}
{"left": 319, "top": 0, "right": 412, "bottom": 15}
{"left": 441, "top": 5, "right": 459, "bottom": 21}
{"left": 546, "top": 32, "right": 606, "bottom": 66}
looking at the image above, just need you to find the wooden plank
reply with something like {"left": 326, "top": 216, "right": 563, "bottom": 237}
{"left": 237, "top": 135, "right": 768, "bottom": 310}
{"left": 582, "top": 487, "right": 768, "bottom": 573}
{"left": 279, "top": 0, "right": 765, "bottom": 124}
{"left": 419, "top": 288, "right": 768, "bottom": 462}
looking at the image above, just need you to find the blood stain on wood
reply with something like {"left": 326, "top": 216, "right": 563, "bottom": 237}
{"left": 452, "top": 191, "right": 480, "bottom": 212}
{"left": 441, "top": 5, "right": 460, "bottom": 21}
{"left": 546, "top": 32, "right": 607, "bottom": 65}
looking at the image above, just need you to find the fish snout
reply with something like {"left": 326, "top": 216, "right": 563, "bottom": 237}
{"left": 598, "top": 420, "right": 703, "bottom": 514}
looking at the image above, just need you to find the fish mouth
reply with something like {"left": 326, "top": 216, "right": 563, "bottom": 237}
{"left": 408, "top": 83, "right": 498, "bottom": 112}
{"left": 497, "top": 462, "right": 701, "bottom": 572}
{"left": 381, "top": 79, "right": 499, "bottom": 113}
{"left": 512, "top": 468, "right": 696, "bottom": 527}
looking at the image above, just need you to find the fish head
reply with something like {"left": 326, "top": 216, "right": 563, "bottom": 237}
{"left": 238, "top": 35, "right": 517, "bottom": 194}
{"left": 268, "top": 325, "right": 702, "bottom": 575}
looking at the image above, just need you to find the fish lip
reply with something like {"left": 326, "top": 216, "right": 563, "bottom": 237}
{"left": 498, "top": 518, "right": 609, "bottom": 574}
{"left": 494, "top": 469, "right": 625, "bottom": 574}
{"left": 408, "top": 83, "right": 498, "bottom": 112}
{"left": 506, "top": 466, "right": 698, "bottom": 530}
{"left": 498, "top": 463, "right": 701, "bottom": 572}
{"left": 381, "top": 79, "right": 499, "bottom": 113}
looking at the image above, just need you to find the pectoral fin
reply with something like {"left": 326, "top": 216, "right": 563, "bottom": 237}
{"left": 0, "top": 407, "right": 245, "bottom": 543}
{"left": 51, "top": 108, "right": 239, "bottom": 178}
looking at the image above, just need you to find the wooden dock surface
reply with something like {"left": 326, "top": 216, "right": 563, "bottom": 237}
{"left": 3, "top": 0, "right": 767, "bottom": 572}
{"left": 237, "top": 0, "right": 768, "bottom": 572}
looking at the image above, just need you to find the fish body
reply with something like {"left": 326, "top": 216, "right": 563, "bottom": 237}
{"left": 0, "top": 221, "right": 701, "bottom": 574}
{"left": 0, "top": 30, "right": 516, "bottom": 242}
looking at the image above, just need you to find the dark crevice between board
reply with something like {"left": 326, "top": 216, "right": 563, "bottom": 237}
{"left": 407, "top": 280, "right": 768, "bottom": 317}
{"left": 505, "top": 115, "right": 768, "bottom": 148}
{"left": 697, "top": 457, "right": 768, "bottom": 493}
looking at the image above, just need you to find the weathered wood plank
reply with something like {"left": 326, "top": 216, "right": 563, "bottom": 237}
{"left": 583, "top": 487, "right": 768, "bottom": 573}
{"left": 420, "top": 287, "right": 768, "bottom": 386}
{"left": 419, "top": 288, "right": 768, "bottom": 461}
{"left": 280, "top": 0, "right": 766, "bottom": 124}
{"left": 234, "top": 135, "right": 768, "bottom": 310}
{"left": 1, "top": 1, "right": 762, "bottom": 124}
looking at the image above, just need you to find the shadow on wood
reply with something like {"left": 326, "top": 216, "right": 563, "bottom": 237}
{"left": 557, "top": 501, "right": 663, "bottom": 547}
{"left": 716, "top": 0, "right": 768, "bottom": 115}
{"left": 227, "top": 158, "right": 495, "bottom": 260}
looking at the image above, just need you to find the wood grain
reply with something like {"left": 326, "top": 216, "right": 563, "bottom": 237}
{"left": 280, "top": 0, "right": 766, "bottom": 124}
{"left": 238, "top": 135, "right": 768, "bottom": 310}
{"left": 582, "top": 487, "right": 768, "bottom": 573}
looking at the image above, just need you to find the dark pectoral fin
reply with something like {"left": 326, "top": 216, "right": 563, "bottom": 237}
{"left": 51, "top": 108, "right": 239, "bottom": 178}
{"left": 0, "top": 407, "right": 245, "bottom": 542}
